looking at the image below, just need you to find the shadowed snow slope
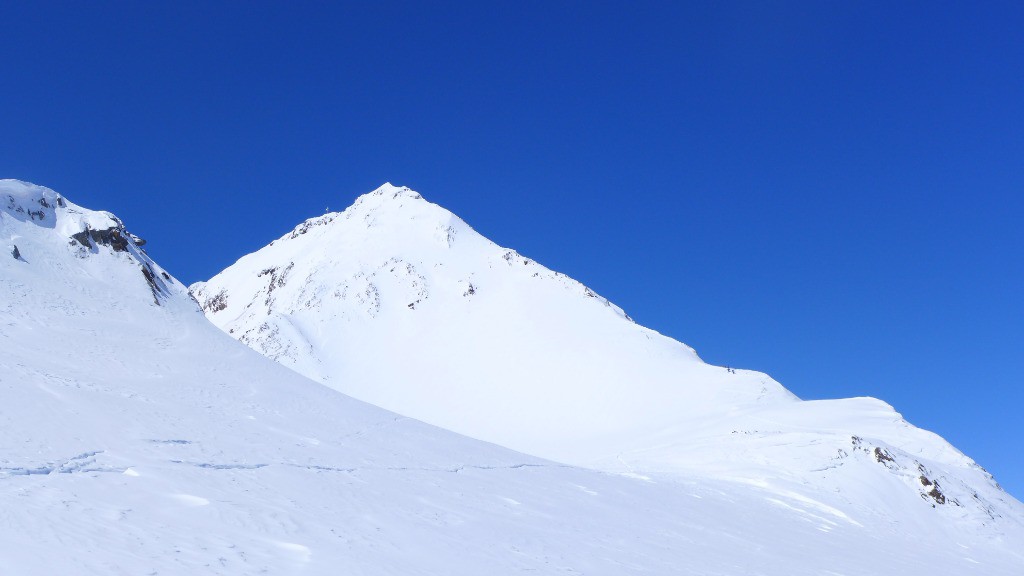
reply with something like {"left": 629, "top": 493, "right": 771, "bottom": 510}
{"left": 195, "top": 183, "right": 1024, "bottom": 552}
{"left": 3, "top": 179, "right": 1022, "bottom": 574}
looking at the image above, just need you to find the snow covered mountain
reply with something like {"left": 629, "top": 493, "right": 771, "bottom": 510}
{"left": 3, "top": 178, "right": 1022, "bottom": 574}
{"left": 194, "top": 183, "right": 1024, "bottom": 544}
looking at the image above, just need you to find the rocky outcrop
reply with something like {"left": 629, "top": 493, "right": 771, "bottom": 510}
{"left": 70, "top": 226, "right": 130, "bottom": 252}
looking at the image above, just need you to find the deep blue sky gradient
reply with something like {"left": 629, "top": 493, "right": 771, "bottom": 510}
{"left": 2, "top": 2, "right": 1022, "bottom": 497}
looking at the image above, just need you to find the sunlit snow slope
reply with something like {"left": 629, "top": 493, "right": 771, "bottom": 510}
{"left": 3, "top": 178, "right": 926, "bottom": 575}
{"left": 195, "top": 183, "right": 1024, "bottom": 546}
{"left": 3, "top": 178, "right": 1020, "bottom": 574}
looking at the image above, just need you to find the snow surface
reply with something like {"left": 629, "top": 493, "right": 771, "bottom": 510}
{"left": 194, "top": 184, "right": 1024, "bottom": 548}
{"left": 2, "top": 179, "right": 1023, "bottom": 574}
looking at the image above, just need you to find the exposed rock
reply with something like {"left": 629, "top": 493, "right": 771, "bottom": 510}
{"left": 70, "top": 231, "right": 91, "bottom": 248}
{"left": 872, "top": 446, "right": 902, "bottom": 472}
{"left": 11, "top": 245, "right": 20, "bottom": 260}
{"left": 70, "top": 226, "right": 130, "bottom": 252}
{"left": 927, "top": 485, "right": 947, "bottom": 505}
{"left": 288, "top": 214, "right": 338, "bottom": 239}
{"left": 258, "top": 263, "right": 294, "bottom": 309}
{"left": 140, "top": 265, "right": 163, "bottom": 305}
{"left": 202, "top": 290, "right": 229, "bottom": 313}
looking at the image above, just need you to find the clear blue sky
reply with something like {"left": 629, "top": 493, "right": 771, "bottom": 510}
{"left": 2, "top": 2, "right": 1021, "bottom": 497}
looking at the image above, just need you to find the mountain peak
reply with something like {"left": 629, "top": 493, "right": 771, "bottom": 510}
{"left": 195, "top": 181, "right": 1024, "bottom": 538}
{"left": 363, "top": 182, "right": 423, "bottom": 202}
{"left": 334, "top": 182, "right": 433, "bottom": 225}
{"left": 270, "top": 183, "right": 445, "bottom": 246}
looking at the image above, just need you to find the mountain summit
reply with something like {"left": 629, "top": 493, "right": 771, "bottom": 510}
{"left": 195, "top": 183, "right": 1024, "bottom": 538}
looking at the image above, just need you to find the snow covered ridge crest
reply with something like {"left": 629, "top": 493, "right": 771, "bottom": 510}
{"left": 1, "top": 179, "right": 182, "bottom": 305}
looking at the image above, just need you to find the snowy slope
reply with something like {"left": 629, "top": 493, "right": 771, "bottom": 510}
{"left": 4, "top": 179, "right": 1023, "bottom": 575}
{"left": 194, "top": 183, "right": 1024, "bottom": 544}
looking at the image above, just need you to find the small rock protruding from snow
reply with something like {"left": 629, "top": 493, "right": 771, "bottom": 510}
{"left": 129, "top": 232, "right": 147, "bottom": 247}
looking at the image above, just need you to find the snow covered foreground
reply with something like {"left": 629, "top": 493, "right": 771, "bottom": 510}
{"left": 1, "top": 180, "right": 1021, "bottom": 575}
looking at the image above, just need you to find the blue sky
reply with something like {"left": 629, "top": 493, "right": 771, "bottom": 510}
{"left": 2, "top": 2, "right": 1022, "bottom": 497}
